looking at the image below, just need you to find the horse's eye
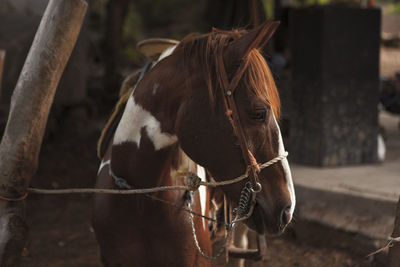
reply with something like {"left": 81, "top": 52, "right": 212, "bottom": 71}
{"left": 250, "top": 109, "right": 267, "bottom": 122}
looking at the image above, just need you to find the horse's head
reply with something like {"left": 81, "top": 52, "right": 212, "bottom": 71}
{"left": 135, "top": 21, "right": 295, "bottom": 236}
{"left": 172, "top": 22, "right": 295, "bottom": 236}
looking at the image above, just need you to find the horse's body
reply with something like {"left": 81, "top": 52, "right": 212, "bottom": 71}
{"left": 93, "top": 21, "right": 295, "bottom": 267}
{"left": 94, "top": 145, "right": 210, "bottom": 266}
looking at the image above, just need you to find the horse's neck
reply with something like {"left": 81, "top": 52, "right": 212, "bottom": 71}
{"left": 109, "top": 46, "right": 185, "bottom": 188}
{"left": 109, "top": 92, "right": 180, "bottom": 188}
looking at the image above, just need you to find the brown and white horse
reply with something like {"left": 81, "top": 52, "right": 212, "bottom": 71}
{"left": 92, "top": 21, "right": 295, "bottom": 267}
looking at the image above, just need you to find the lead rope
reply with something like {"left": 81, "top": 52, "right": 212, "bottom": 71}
{"left": 188, "top": 180, "right": 259, "bottom": 259}
{"left": 188, "top": 200, "right": 237, "bottom": 259}
{"left": 26, "top": 152, "right": 288, "bottom": 195}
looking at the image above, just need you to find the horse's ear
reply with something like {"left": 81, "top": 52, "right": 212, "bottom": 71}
{"left": 226, "top": 20, "right": 280, "bottom": 60}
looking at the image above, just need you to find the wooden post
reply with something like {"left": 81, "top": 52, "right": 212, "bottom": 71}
{"left": 0, "top": 0, "right": 87, "bottom": 266}
{"left": 0, "top": 50, "right": 5, "bottom": 100}
{"left": 389, "top": 197, "right": 400, "bottom": 266}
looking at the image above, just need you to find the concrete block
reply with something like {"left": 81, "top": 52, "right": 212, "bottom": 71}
{"left": 289, "top": 7, "right": 381, "bottom": 166}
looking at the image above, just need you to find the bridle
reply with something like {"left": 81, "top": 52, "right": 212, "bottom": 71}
{"left": 216, "top": 51, "right": 262, "bottom": 194}
{"left": 213, "top": 28, "right": 280, "bottom": 223}
{"left": 214, "top": 23, "right": 279, "bottom": 197}
{"left": 185, "top": 36, "right": 282, "bottom": 260}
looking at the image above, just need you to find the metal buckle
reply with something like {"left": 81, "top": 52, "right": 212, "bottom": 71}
{"left": 251, "top": 182, "right": 262, "bottom": 193}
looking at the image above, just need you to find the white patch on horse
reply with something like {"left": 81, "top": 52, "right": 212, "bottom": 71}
{"left": 152, "top": 83, "right": 159, "bottom": 95}
{"left": 272, "top": 114, "right": 296, "bottom": 219}
{"left": 197, "top": 165, "right": 207, "bottom": 230}
{"left": 113, "top": 97, "right": 178, "bottom": 150}
{"left": 98, "top": 159, "right": 110, "bottom": 175}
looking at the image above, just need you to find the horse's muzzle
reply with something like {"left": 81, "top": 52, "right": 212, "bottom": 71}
{"left": 245, "top": 200, "right": 292, "bottom": 235}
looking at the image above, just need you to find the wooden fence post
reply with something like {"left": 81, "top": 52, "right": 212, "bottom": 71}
{"left": 389, "top": 196, "right": 400, "bottom": 266}
{"left": 0, "top": 0, "right": 87, "bottom": 266}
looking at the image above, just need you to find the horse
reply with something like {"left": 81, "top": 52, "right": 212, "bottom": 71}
{"left": 92, "top": 20, "right": 296, "bottom": 267}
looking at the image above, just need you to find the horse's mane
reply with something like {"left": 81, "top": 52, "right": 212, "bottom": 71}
{"left": 177, "top": 27, "right": 281, "bottom": 119}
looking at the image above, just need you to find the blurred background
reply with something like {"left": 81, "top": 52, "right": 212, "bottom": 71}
{"left": 0, "top": 0, "right": 399, "bottom": 266}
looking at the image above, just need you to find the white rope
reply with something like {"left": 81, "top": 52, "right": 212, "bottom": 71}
{"left": 188, "top": 202, "right": 235, "bottom": 259}
{"left": 201, "top": 151, "right": 289, "bottom": 187}
{"left": 27, "top": 152, "right": 288, "bottom": 195}
{"left": 366, "top": 236, "right": 400, "bottom": 258}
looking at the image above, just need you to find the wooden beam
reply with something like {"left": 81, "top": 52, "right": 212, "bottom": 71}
{"left": 0, "top": 0, "right": 87, "bottom": 266}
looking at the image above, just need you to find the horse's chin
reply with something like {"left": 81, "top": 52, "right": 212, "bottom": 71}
{"left": 245, "top": 203, "right": 285, "bottom": 237}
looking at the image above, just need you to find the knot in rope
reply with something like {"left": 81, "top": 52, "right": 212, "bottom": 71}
{"left": 247, "top": 149, "right": 261, "bottom": 173}
{"left": 244, "top": 165, "right": 252, "bottom": 178}
{"left": 187, "top": 172, "right": 201, "bottom": 191}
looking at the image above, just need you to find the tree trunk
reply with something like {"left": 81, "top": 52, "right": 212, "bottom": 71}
{"left": 0, "top": 50, "right": 5, "bottom": 100}
{"left": 0, "top": 0, "right": 87, "bottom": 266}
{"left": 389, "top": 196, "right": 400, "bottom": 267}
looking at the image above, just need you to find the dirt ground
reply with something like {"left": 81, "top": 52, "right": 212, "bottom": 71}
{"left": 17, "top": 120, "right": 378, "bottom": 267}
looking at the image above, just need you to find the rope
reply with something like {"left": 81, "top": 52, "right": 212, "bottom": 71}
{"left": 0, "top": 192, "right": 28, "bottom": 201}
{"left": 188, "top": 202, "right": 235, "bottom": 259}
{"left": 366, "top": 236, "right": 400, "bottom": 258}
{"left": 144, "top": 193, "right": 220, "bottom": 224}
{"left": 25, "top": 152, "right": 288, "bottom": 196}
{"left": 27, "top": 186, "right": 189, "bottom": 195}
{"left": 196, "top": 151, "right": 288, "bottom": 188}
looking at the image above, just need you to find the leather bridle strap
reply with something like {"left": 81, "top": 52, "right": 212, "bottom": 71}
{"left": 216, "top": 47, "right": 261, "bottom": 192}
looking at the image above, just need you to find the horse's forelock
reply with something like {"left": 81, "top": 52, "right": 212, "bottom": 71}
{"left": 245, "top": 50, "right": 281, "bottom": 120}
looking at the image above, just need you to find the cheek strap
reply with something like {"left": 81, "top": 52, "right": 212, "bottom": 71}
{"left": 216, "top": 45, "right": 261, "bottom": 191}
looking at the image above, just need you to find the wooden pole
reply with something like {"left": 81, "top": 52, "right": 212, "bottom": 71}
{"left": 389, "top": 196, "right": 400, "bottom": 267}
{"left": 0, "top": 50, "right": 5, "bottom": 100}
{"left": 0, "top": 0, "right": 87, "bottom": 266}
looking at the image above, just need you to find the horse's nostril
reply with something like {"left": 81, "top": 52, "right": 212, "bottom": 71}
{"left": 280, "top": 206, "right": 292, "bottom": 227}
